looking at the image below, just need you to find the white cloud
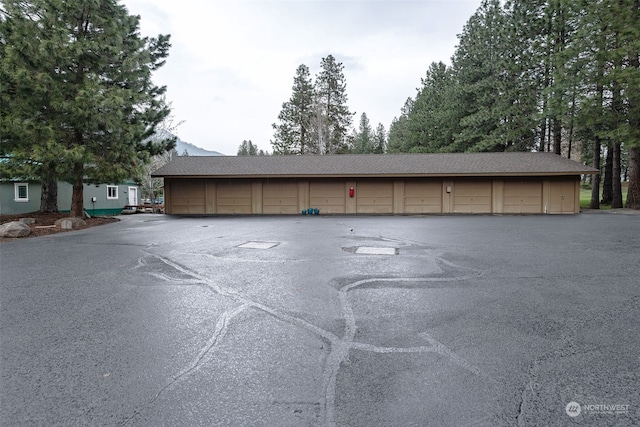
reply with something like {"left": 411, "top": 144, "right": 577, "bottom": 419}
{"left": 124, "top": 0, "right": 482, "bottom": 155}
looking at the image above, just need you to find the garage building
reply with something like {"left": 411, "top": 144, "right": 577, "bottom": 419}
{"left": 152, "top": 152, "right": 598, "bottom": 215}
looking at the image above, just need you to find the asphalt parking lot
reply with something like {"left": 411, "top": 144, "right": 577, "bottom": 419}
{"left": 1, "top": 213, "right": 639, "bottom": 426}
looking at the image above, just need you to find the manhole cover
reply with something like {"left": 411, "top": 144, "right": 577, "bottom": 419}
{"left": 238, "top": 241, "right": 279, "bottom": 249}
{"left": 355, "top": 247, "right": 397, "bottom": 255}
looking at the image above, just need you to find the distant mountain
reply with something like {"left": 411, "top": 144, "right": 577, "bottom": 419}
{"left": 175, "top": 137, "right": 224, "bottom": 156}
{"left": 152, "top": 129, "right": 224, "bottom": 156}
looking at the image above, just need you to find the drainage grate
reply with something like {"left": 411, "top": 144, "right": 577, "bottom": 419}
{"left": 355, "top": 247, "right": 397, "bottom": 255}
{"left": 238, "top": 241, "right": 279, "bottom": 249}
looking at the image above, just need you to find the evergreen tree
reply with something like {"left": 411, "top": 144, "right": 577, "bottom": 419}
{"left": 452, "top": 0, "right": 508, "bottom": 152}
{"left": 599, "top": 0, "right": 640, "bottom": 208}
{"left": 569, "top": 0, "right": 639, "bottom": 208}
{"left": 0, "top": 0, "right": 174, "bottom": 217}
{"left": 313, "top": 55, "right": 354, "bottom": 154}
{"left": 582, "top": 47, "right": 606, "bottom": 208}
{"left": 271, "top": 64, "right": 315, "bottom": 155}
{"left": 238, "top": 140, "right": 259, "bottom": 156}
{"left": 499, "top": 0, "right": 544, "bottom": 151}
{"left": 352, "top": 112, "right": 374, "bottom": 154}
{"left": 625, "top": 0, "right": 640, "bottom": 208}
{"left": 407, "top": 62, "right": 460, "bottom": 153}
{"left": 554, "top": 0, "right": 608, "bottom": 206}
{"left": 387, "top": 98, "right": 413, "bottom": 153}
{"left": 546, "top": 0, "right": 570, "bottom": 155}
{"left": 383, "top": 0, "right": 638, "bottom": 211}
{"left": 373, "top": 123, "right": 387, "bottom": 154}
{"left": 0, "top": 2, "right": 64, "bottom": 212}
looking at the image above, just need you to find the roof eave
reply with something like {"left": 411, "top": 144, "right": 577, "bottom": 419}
{"left": 154, "top": 171, "right": 597, "bottom": 179}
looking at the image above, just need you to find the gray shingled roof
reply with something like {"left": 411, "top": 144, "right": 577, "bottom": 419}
{"left": 152, "top": 152, "right": 598, "bottom": 178}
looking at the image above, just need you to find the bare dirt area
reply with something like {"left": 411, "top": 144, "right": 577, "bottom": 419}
{"left": 0, "top": 212, "right": 119, "bottom": 242}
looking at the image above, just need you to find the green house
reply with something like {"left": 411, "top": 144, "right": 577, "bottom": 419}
{"left": 0, "top": 180, "right": 139, "bottom": 216}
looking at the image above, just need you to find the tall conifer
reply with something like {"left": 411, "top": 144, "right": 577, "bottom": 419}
{"left": 0, "top": 0, "right": 174, "bottom": 216}
{"left": 314, "top": 55, "right": 354, "bottom": 154}
{"left": 271, "top": 64, "right": 314, "bottom": 155}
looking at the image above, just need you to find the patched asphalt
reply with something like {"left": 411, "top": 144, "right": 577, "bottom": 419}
{"left": 1, "top": 213, "right": 638, "bottom": 426}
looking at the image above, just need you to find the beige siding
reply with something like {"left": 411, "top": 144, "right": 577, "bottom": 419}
{"left": 404, "top": 179, "right": 443, "bottom": 213}
{"left": 170, "top": 179, "right": 206, "bottom": 214}
{"left": 262, "top": 180, "right": 299, "bottom": 214}
{"left": 356, "top": 180, "right": 393, "bottom": 214}
{"left": 205, "top": 181, "right": 216, "bottom": 214}
{"left": 163, "top": 176, "right": 583, "bottom": 216}
{"left": 503, "top": 180, "right": 543, "bottom": 214}
{"left": 442, "top": 180, "right": 453, "bottom": 213}
{"left": 548, "top": 179, "right": 577, "bottom": 214}
{"left": 309, "top": 180, "right": 346, "bottom": 214}
{"left": 297, "top": 181, "right": 310, "bottom": 213}
{"left": 453, "top": 180, "right": 492, "bottom": 213}
{"left": 216, "top": 180, "right": 252, "bottom": 214}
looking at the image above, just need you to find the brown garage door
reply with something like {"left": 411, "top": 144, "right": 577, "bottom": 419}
{"left": 357, "top": 180, "right": 393, "bottom": 214}
{"left": 453, "top": 179, "right": 492, "bottom": 213}
{"left": 263, "top": 180, "right": 299, "bottom": 214}
{"left": 404, "top": 179, "right": 442, "bottom": 213}
{"left": 216, "top": 180, "right": 252, "bottom": 214}
{"left": 503, "top": 180, "right": 543, "bottom": 214}
{"left": 170, "top": 179, "right": 206, "bottom": 214}
{"left": 309, "top": 180, "right": 346, "bottom": 214}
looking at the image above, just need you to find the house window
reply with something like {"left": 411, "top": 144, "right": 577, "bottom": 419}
{"left": 107, "top": 185, "right": 118, "bottom": 199}
{"left": 14, "top": 183, "right": 29, "bottom": 202}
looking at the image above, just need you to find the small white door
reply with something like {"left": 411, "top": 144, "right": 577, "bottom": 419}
{"left": 128, "top": 187, "right": 138, "bottom": 205}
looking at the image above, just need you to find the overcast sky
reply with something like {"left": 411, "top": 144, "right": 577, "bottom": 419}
{"left": 123, "top": 0, "right": 483, "bottom": 155}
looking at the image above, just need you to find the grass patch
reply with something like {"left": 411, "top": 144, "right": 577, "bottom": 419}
{"left": 581, "top": 182, "right": 629, "bottom": 209}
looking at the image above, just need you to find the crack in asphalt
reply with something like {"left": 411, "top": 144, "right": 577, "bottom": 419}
{"left": 515, "top": 359, "right": 537, "bottom": 427}
{"left": 124, "top": 252, "right": 487, "bottom": 426}
{"left": 323, "top": 275, "right": 488, "bottom": 426}
{"left": 120, "top": 303, "right": 249, "bottom": 426}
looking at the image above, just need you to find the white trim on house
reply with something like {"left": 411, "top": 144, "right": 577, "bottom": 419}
{"left": 1, "top": 181, "right": 140, "bottom": 216}
{"left": 107, "top": 185, "right": 118, "bottom": 199}
{"left": 14, "top": 183, "right": 29, "bottom": 202}
{"left": 127, "top": 186, "right": 138, "bottom": 206}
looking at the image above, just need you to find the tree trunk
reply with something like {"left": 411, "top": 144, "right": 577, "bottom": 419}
{"left": 539, "top": 62, "right": 550, "bottom": 152}
{"left": 601, "top": 146, "right": 613, "bottom": 204}
{"left": 612, "top": 143, "right": 623, "bottom": 208}
{"left": 539, "top": 118, "right": 547, "bottom": 152}
{"left": 624, "top": 1, "right": 640, "bottom": 208}
{"left": 553, "top": 118, "right": 562, "bottom": 155}
{"left": 610, "top": 48, "right": 624, "bottom": 209}
{"left": 39, "top": 175, "right": 59, "bottom": 213}
{"left": 626, "top": 146, "right": 640, "bottom": 209}
{"left": 567, "top": 76, "right": 577, "bottom": 159}
{"left": 551, "top": 6, "right": 566, "bottom": 157}
{"left": 70, "top": 163, "right": 85, "bottom": 217}
{"left": 590, "top": 56, "right": 605, "bottom": 209}
{"left": 590, "top": 137, "right": 601, "bottom": 209}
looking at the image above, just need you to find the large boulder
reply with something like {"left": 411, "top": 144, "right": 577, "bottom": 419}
{"left": 0, "top": 221, "right": 31, "bottom": 238}
{"left": 54, "top": 217, "right": 86, "bottom": 230}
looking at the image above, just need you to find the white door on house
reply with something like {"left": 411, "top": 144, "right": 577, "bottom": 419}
{"left": 128, "top": 187, "right": 138, "bottom": 206}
